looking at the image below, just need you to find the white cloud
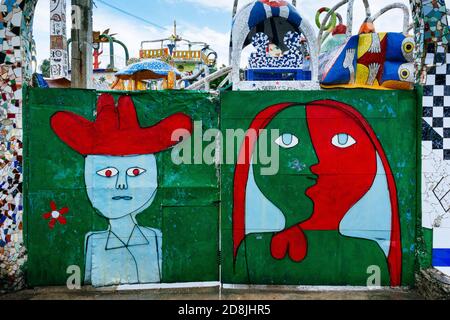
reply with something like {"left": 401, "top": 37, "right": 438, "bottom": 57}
{"left": 164, "top": 0, "right": 412, "bottom": 32}
{"left": 33, "top": 0, "right": 51, "bottom": 69}
{"left": 326, "top": 0, "right": 412, "bottom": 34}
{"left": 32, "top": 0, "right": 412, "bottom": 69}
{"left": 175, "top": 23, "right": 230, "bottom": 66}
{"left": 164, "top": 0, "right": 235, "bottom": 11}
{"left": 91, "top": 12, "right": 231, "bottom": 67}
{"left": 171, "top": 0, "right": 412, "bottom": 33}
{"left": 33, "top": 0, "right": 231, "bottom": 68}
{"left": 91, "top": 11, "right": 161, "bottom": 68}
{"left": 34, "top": 0, "right": 160, "bottom": 69}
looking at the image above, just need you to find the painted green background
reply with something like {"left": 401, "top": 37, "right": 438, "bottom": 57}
{"left": 23, "top": 89, "right": 220, "bottom": 286}
{"left": 23, "top": 88, "right": 423, "bottom": 287}
{"left": 221, "top": 90, "right": 421, "bottom": 286}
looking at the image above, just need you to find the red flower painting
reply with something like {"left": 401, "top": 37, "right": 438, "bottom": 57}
{"left": 43, "top": 201, "right": 69, "bottom": 229}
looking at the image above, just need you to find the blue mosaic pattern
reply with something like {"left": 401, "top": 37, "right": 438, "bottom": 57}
{"left": 248, "top": 33, "right": 270, "bottom": 69}
{"left": 248, "top": 31, "right": 304, "bottom": 69}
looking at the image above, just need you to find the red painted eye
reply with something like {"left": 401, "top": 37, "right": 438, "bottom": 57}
{"left": 127, "top": 167, "right": 146, "bottom": 177}
{"left": 97, "top": 167, "right": 118, "bottom": 178}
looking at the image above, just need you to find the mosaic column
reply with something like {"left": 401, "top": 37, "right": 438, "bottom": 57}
{"left": 421, "top": 0, "right": 450, "bottom": 276}
{"left": 423, "top": 0, "right": 450, "bottom": 45}
{"left": 0, "top": 0, "right": 37, "bottom": 292}
{"left": 410, "top": 0, "right": 425, "bottom": 83}
{"left": 50, "top": 0, "right": 68, "bottom": 79}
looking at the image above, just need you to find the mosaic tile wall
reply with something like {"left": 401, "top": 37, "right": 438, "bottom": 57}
{"left": 421, "top": 0, "right": 450, "bottom": 277}
{"left": 410, "top": 0, "right": 426, "bottom": 82}
{"left": 0, "top": 0, "right": 37, "bottom": 292}
{"left": 423, "top": 44, "right": 450, "bottom": 276}
{"left": 423, "top": 0, "right": 450, "bottom": 45}
{"left": 419, "top": 0, "right": 450, "bottom": 82}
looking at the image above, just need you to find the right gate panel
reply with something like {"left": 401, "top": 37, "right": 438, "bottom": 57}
{"left": 220, "top": 90, "right": 419, "bottom": 287}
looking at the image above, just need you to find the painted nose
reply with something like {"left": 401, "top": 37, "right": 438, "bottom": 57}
{"left": 115, "top": 173, "right": 128, "bottom": 190}
{"left": 310, "top": 164, "right": 320, "bottom": 176}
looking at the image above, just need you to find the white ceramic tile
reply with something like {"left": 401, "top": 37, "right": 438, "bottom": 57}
{"left": 433, "top": 227, "right": 450, "bottom": 248}
{"left": 424, "top": 96, "right": 434, "bottom": 106}
{"left": 435, "top": 267, "right": 450, "bottom": 276}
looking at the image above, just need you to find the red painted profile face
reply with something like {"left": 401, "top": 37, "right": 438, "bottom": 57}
{"left": 302, "top": 101, "right": 378, "bottom": 230}
{"left": 235, "top": 100, "right": 402, "bottom": 286}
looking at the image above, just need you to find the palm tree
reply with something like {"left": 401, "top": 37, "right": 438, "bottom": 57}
{"left": 39, "top": 59, "right": 50, "bottom": 78}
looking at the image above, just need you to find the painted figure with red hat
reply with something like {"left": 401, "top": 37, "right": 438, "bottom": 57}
{"left": 51, "top": 94, "right": 193, "bottom": 287}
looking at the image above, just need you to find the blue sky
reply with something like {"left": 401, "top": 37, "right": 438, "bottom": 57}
{"left": 103, "top": 0, "right": 232, "bottom": 32}
{"left": 33, "top": 0, "right": 412, "bottom": 69}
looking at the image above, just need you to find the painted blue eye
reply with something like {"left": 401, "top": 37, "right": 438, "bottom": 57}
{"left": 275, "top": 133, "right": 299, "bottom": 149}
{"left": 332, "top": 134, "right": 356, "bottom": 148}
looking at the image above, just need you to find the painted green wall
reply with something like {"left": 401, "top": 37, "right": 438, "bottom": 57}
{"left": 23, "top": 88, "right": 423, "bottom": 287}
{"left": 23, "top": 89, "right": 220, "bottom": 286}
{"left": 221, "top": 90, "right": 420, "bottom": 286}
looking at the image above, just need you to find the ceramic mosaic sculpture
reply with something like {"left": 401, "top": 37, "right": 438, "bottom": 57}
{"left": 318, "top": 1, "right": 415, "bottom": 90}
{"left": 230, "top": 0, "right": 319, "bottom": 90}
{"left": 320, "top": 31, "right": 415, "bottom": 90}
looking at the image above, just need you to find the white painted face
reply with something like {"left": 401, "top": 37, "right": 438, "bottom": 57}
{"left": 85, "top": 154, "right": 158, "bottom": 219}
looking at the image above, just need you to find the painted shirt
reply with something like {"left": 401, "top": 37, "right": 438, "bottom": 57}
{"left": 85, "top": 226, "right": 162, "bottom": 287}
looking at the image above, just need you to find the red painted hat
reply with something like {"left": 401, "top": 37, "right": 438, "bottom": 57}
{"left": 51, "top": 93, "right": 193, "bottom": 156}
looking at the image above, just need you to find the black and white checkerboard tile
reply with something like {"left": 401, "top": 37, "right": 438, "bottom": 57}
{"left": 423, "top": 44, "right": 450, "bottom": 160}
